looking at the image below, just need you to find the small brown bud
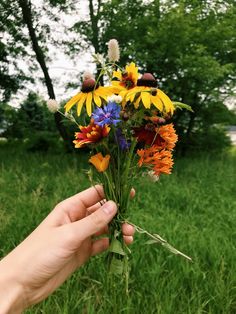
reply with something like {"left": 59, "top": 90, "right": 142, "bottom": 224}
{"left": 81, "top": 79, "right": 97, "bottom": 92}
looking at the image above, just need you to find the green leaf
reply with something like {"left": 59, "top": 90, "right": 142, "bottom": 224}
{"left": 173, "top": 102, "right": 193, "bottom": 112}
{"left": 109, "top": 257, "right": 124, "bottom": 275}
{"left": 109, "top": 238, "right": 126, "bottom": 256}
{"left": 145, "top": 240, "right": 158, "bottom": 245}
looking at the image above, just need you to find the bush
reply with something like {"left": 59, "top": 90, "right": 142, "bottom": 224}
{"left": 176, "top": 125, "right": 231, "bottom": 155}
{"left": 24, "top": 131, "right": 63, "bottom": 153}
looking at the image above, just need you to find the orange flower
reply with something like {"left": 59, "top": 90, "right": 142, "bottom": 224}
{"left": 158, "top": 124, "right": 178, "bottom": 150}
{"left": 137, "top": 147, "right": 174, "bottom": 176}
{"left": 152, "top": 150, "right": 174, "bottom": 176}
{"left": 89, "top": 153, "right": 110, "bottom": 172}
{"left": 134, "top": 123, "right": 178, "bottom": 150}
{"left": 73, "top": 120, "right": 110, "bottom": 148}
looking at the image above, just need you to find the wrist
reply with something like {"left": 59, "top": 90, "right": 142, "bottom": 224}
{"left": 0, "top": 258, "right": 26, "bottom": 314}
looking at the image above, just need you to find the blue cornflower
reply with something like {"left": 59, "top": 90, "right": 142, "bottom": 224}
{"left": 92, "top": 102, "right": 121, "bottom": 127}
{"left": 115, "top": 128, "right": 131, "bottom": 151}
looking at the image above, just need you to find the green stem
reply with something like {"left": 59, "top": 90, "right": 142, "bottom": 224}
{"left": 125, "top": 220, "right": 192, "bottom": 262}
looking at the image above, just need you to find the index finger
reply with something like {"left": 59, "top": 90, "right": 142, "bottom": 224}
{"left": 47, "top": 185, "right": 105, "bottom": 225}
{"left": 67, "top": 184, "right": 105, "bottom": 210}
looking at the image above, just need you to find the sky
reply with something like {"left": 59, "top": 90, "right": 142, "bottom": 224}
{"left": 10, "top": 0, "right": 96, "bottom": 108}
{"left": 7, "top": 0, "right": 236, "bottom": 111}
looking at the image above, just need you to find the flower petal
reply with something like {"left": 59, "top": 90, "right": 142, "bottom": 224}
{"left": 93, "top": 93, "right": 102, "bottom": 107}
{"left": 65, "top": 93, "right": 82, "bottom": 112}
{"left": 86, "top": 92, "right": 93, "bottom": 116}
{"left": 77, "top": 93, "right": 86, "bottom": 116}
{"left": 151, "top": 95, "right": 163, "bottom": 112}
{"left": 157, "top": 89, "right": 174, "bottom": 113}
{"left": 141, "top": 92, "right": 151, "bottom": 109}
{"left": 134, "top": 95, "right": 141, "bottom": 109}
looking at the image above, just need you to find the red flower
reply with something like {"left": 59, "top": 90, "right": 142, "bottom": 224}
{"left": 134, "top": 123, "right": 178, "bottom": 150}
{"left": 73, "top": 120, "right": 110, "bottom": 148}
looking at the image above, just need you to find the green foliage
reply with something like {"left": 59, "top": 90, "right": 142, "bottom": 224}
{"left": 5, "top": 93, "right": 56, "bottom": 137}
{"left": 3, "top": 92, "right": 62, "bottom": 152}
{"left": 0, "top": 144, "right": 236, "bottom": 313}
{"left": 68, "top": 0, "right": 236, "bottom": 153}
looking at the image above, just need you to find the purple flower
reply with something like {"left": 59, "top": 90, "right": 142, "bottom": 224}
{"left": 92, "top": 102, "right": 121, "bottom": 127}
{"left": 115, "top": 128, "right": 131, "bottom": 150}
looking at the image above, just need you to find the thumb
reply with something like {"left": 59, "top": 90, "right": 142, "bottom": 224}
{"left": 67, "top": 201, "right": 117, "bottom": 242}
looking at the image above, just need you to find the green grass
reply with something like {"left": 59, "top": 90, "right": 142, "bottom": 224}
{"left": 0, "top": 142, "right": 236, "bottom": 314}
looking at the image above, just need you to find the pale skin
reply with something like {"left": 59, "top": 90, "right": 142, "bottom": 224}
{"left": 0, "top": 185, "right": 135, "bottom": 313}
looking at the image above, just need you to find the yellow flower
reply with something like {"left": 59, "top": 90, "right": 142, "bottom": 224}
{"left": 112, "top": 62, "right": 139, "bottom": 92}
{"left": 65, "top": 78, "right": 118, "bottom": 117}
{"left": 123, "top": 73, "right": 174, "bottom": 114}
{"left": 89, "top": 153, "right": 110, "bottom": 172}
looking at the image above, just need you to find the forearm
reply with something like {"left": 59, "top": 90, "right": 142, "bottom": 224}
{"left": 0, "top": 257, "right": 26, "bottom": 314}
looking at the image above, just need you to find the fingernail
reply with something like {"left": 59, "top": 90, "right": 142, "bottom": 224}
{"left": 102, "top": 201, "right": 116, "bottom": 215}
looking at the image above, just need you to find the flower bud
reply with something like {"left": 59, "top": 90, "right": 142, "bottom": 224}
{"left": 47, "top": 99, "right": 59, "bottom": 113}
{"left": 120, "top": 110, "right": 129, "bottom": 121}
{"left": 107, "top": 39, "right": 120, "bottom": 62}
{"left": 83, "top": 71, "right": 94, "bottom": 81}
{"left": 81, "top": 78, "right": 97, "bottom": 92}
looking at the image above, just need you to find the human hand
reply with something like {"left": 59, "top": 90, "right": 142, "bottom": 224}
{"left": 0, "top": 185, "right": 135, "bottom": 313}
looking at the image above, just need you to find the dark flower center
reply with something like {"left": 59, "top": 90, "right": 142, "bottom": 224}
{"left": 81, "top": 79, "right": 99, "bottom": 92}
{"left": 122, "top": 72, "right": 136, "bottom": 89}
{"left": 137, "top": 73, "right": 158, "bottom": 88}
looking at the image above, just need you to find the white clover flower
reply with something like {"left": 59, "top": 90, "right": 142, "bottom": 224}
{"left": 47, "top": 99, "right": 59, "bottom": 113}
{"left": 107, "top": 39, "right": 120, "bottom": 62}
{"left": 83, "top": 71, "right": 95, "bottom": 81}
{"left": 97, "top": 53, "right": 106, "bottom": 66}
{"left": 92, "top": 53, "right": 106, "bottom": 66}
{"left": 107, "top": 94, "right": 123, "bottom": 103}
{"left": 147, "top": 170, "right": 159, "bottom": 182}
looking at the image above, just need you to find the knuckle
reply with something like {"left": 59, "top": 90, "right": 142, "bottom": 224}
{"left": 89, "top": 211, "right": 105, "bottom": 228}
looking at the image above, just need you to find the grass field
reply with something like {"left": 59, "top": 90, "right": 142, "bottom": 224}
{"left": 0, "top": 143, "right": 236, "bottom": 314}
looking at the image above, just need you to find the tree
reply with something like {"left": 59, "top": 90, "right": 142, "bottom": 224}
{"left": 0, "top": 0, "right": 74, "bottom": 145}
{"left": 68, "top": 0, "right": 236, "bottom": 153}
{"left": 0, "top": 1, "right": 30, "bottom": 101}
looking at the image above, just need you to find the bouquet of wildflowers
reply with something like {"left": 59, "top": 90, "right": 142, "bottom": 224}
{"left": 49, "top": 39, "right": 191, "bottom": 280}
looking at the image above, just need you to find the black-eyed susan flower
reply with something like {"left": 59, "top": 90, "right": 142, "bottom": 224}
{"left": 112, "top": 62, "right": 139, "bottom": 92}
{"left": 123, "top": 73, "right": 174, "bottom": 114}
{"left": 89, "top": 152, "right": 110, "bottom": 172}
{"left": 65, "top": 78, "right": 118, "bottom": 117}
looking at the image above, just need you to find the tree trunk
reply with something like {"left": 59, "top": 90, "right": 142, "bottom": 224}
{"left": 88, "top": 0, "right": 104, "bottom": 85}
{"left": 18, "top": 0, "right": 69, "bottom": 144}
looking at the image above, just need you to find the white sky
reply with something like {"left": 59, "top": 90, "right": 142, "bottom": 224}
{"left": 10, "top": 0, "right": 97, "bottom": 107}
{"left": 7, "top": 0, "right": 236, "bottom": 110}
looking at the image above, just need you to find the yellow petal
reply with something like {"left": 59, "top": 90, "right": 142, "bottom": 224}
{"left": 151, "top": 95, "right": 163, "bottom": 112}
{"left": 93, "top": 93, "right": 102, "bottom": 107}
{"left": 141, "top": 92, "right": 151, "bottom": 109}
{"left": 127, "top": 91, "right": 136, "bottom": 103}
{"left": 64, "top": 93, "right": 82, "bottom": 112}
{"left": 113, "top": 70, "right": 122, "bottom": 79}
{"left": 86, "top": 92, "right": 93, "bottom": 116}
{"left": 77, "top": 93, "right": 86, "bottom": 116}
{"left": 157, "top": 89, "right": 174, "bottom": 113}
{"left": 134, "top": 95, "right": 141, "bottom": 109}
